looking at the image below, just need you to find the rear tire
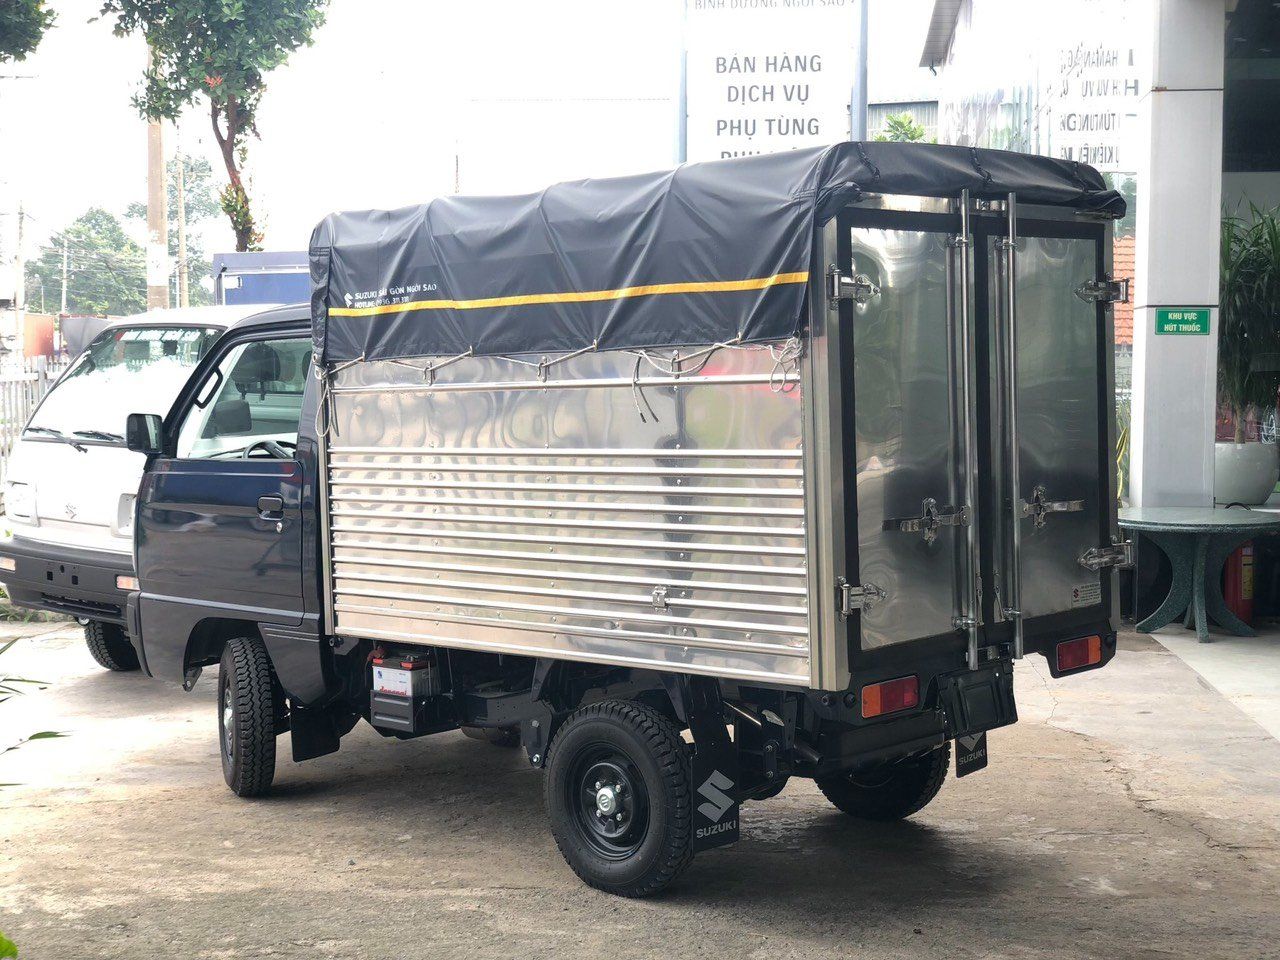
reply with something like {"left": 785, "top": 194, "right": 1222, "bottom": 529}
{"left": 83, "top": 621, "right": 139, "bottom": 672}
{"left": 218, "top": 636, "right": 278, "bottom": 798}
{"left": 816, "top": 742, "right": 950, "bottom": 821}
{"left": 545, "top": 700, "right": 693, "bottom": 897}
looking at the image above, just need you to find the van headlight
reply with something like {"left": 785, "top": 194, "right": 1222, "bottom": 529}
{"left": 5, "top": 482, "right": 34, "bottom": 521}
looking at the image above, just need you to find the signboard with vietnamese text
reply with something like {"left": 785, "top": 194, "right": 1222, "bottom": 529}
{"left": 683, "top": 0, "right": 862, "bottom": 162}
{"left": 1155, "top": 308, "right": 1210, "bottom": 335}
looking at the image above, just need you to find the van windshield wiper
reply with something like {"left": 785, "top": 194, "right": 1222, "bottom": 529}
{"left": 72, "top": 429, "right": 125, "bottom": 443}
{"left": 25, "top": 426, "right": 88, "bottom": 452}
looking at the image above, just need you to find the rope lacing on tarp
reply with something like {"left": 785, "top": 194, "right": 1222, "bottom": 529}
{"left": 316, "top": 337, "right": 804, "bottom": 438}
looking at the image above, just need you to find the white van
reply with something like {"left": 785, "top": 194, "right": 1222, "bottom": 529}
{"left": 0, "top": 306, "right": 271, "bottom": 671}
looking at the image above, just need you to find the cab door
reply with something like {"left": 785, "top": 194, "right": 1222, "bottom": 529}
{"left": 135, "top": 333, "right": 313, "bottom": 679}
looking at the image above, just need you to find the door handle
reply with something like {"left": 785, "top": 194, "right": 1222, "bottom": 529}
{"left": 257, "top": 495, "right": 285, "bottom": 519}
{"left": 884, "top": 498, "right": 969, "bottom": 545}
{"left": 998, "top": 191, "right": 1026, "bottom": 660}
{"left": 1019, "top": 485, "right": 1084, "bottom": 530}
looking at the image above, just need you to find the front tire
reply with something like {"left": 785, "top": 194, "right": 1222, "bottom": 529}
{"left": 83, "top": 621, "right": 139, "bottom": 672}
{"left": 545, "top": 700, "right": 693, "bottom": 897}
{"left": 816, "top": 742, "right": 950, "bottom": 821}
{"left": 217, "top": 636, "right": 278, "bottom": 798}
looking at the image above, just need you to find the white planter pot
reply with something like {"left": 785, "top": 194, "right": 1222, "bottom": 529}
{"left": 1214, "top": 441, "right": 1280, "bottom": 505}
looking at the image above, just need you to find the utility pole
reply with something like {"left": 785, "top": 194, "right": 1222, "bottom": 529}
{"left": 14, "top": 204, "right": 24, "bottom": 331}
{"left": 176, "top": 154, "right": 189, "bottom": 308}
{"left": 850, "top": 0, "right": 869, "bottom": 140}
{"left": 60, "top": 234, "right": 68, "bottom": 315}
{"left": 145, "top": 50, "right": 169, "bottom": 310}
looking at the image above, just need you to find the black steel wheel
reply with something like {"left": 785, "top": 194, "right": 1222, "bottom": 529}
{"left": 217, "top": 636, "right": 278, "bottom": 798}
{"left": 816, "top": 742, "right": 950, "bottom": 821}
{"left": 83, "top": 620, "right": 139, "bottom": 672}
{"left": 545, "top": 700, "right": 692, "bottom": 897}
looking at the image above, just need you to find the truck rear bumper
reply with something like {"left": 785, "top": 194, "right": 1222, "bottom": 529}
{"left": 0, "top": 536, "right": 133, "bottom": 625}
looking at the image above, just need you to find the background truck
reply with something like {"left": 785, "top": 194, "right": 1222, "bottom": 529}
{"left": 125, "top": 143, "right": 1130, "bottom": 897}
{"left": 211, "top": 251, "right": 310, "bottom": 307}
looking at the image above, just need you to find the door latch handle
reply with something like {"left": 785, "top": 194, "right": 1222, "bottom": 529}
{"left": 257, "top": 495, "right": 285, "bottom": 519}
{"left": 884, "top": 497, "right": 969, "bottom": 545}
{"left": 1018, "top": 486, "right": 1084, "bottom": 529}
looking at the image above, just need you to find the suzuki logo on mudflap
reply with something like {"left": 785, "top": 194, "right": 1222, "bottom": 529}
{"left": 696, "top": 769, "right": 735, "bottom": 823}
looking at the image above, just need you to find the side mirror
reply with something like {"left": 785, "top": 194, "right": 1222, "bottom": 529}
{"left": 126, "top": 413, "right": 164, "bottom": 455}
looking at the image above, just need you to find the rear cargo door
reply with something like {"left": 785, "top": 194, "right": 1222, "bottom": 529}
{"left": 836, "top": 208, "right": 976, "bottom": 655}
{"left": 983, "top": 214, "right": 1113, "bottom": 638}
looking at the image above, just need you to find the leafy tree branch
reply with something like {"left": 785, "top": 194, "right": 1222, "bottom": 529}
{"left": 99, "top": 0, "right": 328, "bottom": 251}
{"left": 0, "top": 0, "right": 55, "bottom": 64}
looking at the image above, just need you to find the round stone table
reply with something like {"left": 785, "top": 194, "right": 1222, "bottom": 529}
{"left": 1119, "top": 506, "right": 1280, "bottom": 643}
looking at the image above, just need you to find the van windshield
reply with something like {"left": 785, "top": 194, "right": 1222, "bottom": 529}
{"left": 26, "top": 325, "right": 222, "bottom": 444}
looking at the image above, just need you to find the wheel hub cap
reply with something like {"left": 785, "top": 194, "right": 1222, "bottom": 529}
{"left": 221, "top": 687, "right": 234, "bottom": 758}
{"left": 595, "top": 785, "right": 619, "bottom": 816}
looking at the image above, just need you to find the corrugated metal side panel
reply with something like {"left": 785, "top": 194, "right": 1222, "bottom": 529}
{"left": 325, "top": 346, "right": 811, "bottom": 686}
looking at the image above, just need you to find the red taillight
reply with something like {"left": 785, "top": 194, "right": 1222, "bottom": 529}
{"left": 1056, "top": 634, "right": 1103, "bottom": 673}
{"left": 861, "top": 675, "right": 919, "bottom": 719}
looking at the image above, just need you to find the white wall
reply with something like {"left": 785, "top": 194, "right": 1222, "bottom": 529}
{"left": 1128, "top": 0, "right": 1227, "bottom": 508}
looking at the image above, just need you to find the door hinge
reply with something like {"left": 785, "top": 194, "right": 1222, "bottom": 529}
{"left": 1075, "top": 275, "right": 1130, "bottom": 305}
{"left": 1078, "top": 540, "right": 1134, "bottom": 571}
{"left": 827, "top": 263, "right": 880, "bottom": 308}
{"left": 837, "top": 578, "right": 885, "bottom": 618}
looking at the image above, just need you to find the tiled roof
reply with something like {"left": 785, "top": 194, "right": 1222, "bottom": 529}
{"left": 1113, "top": 234, "right": 1135, "bottom": 346}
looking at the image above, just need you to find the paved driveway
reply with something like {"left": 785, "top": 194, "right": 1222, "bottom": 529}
{"left": 1, "top": 626, "right": 1278, "bottom": 960}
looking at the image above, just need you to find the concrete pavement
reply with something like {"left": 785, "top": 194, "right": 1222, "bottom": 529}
{"left": 1, "top": 625, "right": 1278, "bottom": 960}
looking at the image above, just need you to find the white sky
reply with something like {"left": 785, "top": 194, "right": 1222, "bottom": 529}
{"left": 0, "top": 0, "right": 935, "bottom": 265}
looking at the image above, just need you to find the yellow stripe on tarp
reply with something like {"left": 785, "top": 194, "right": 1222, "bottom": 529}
{"left": 327, "top": 271, "right": 810, "bottom": 317}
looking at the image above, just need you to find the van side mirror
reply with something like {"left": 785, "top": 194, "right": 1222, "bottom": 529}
{"left": 126, "top": 413, "right": 164, "bottom": 455}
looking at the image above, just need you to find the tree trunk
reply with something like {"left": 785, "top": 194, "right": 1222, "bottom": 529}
{"left": 1235, "top": 406, "right": 1248, "bottom": 444}
{"left": 210, "top": 95, "right": 256, "bottom": 252}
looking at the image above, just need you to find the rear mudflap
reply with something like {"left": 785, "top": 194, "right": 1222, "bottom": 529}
{"left": 937, "top": 660, "right": 1018, "bottom": 741}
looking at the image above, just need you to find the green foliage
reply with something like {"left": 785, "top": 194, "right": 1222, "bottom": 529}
{"left": 125, "top": 154, "right": 221, "bottom": 225}
{"left": 24, "top": 208, "right": 146, "bottom": 317}
{"left": 0, "top": 0, "right": 55, "bottom": 63}
{"left": 100, "top": 0, "right": 328, "bottom": 250}
{"left": 0, "top": 929, "right": 16, "bottom": 959}
{"left": 1103, "top": 173, "right": 1137, "bottom": 239}
{"left": 125, "top": 154, "right": 217, "bottom": 304}
{"left": 874, "top": 112, "right": 928, "bottom": 143}
{"left": 1219, "top": 206, "right": 1280, "bottom": 437}
{"left": 1115, "top": 392, "right": 1130, "bottom": 504}
{"left": 0, "top": 636, "right": 64, "bottom": 781}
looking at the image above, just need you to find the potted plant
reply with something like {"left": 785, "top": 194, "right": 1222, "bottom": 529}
{"left": 1215, "top": 208, "right": 1280, "bottom": 505}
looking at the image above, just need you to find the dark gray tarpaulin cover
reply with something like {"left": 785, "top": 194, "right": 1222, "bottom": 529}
{"left": 310, "top": 141, "right": 1123, "bottom": 365}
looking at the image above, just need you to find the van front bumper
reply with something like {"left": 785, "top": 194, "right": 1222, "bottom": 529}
{"left": 0, "top": 537, "right": 133, "bottom": 625}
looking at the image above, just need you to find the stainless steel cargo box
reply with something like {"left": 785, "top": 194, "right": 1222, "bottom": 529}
{"left": 311, "top": 146, "right": 1126, "bottom": 693}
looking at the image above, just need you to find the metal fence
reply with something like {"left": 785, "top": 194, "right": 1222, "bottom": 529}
{"left": 0, "top": 356, "right": 69, "bottom": 487}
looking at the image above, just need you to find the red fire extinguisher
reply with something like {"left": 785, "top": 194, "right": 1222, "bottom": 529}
{"left": 1223, "top": 541, "right": 1255, "bottom": 626}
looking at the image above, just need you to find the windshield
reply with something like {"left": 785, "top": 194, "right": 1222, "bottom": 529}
{"left": 26, "top": 325, "right": 222, "bottom": 443}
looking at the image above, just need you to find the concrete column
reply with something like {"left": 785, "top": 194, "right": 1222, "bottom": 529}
{"left": 1129, "top": 0, "right": 1227, "bottom": 507}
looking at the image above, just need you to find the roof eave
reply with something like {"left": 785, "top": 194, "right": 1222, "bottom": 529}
{"left": 919, "top": 0, "right": 964, "bottom": 69}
